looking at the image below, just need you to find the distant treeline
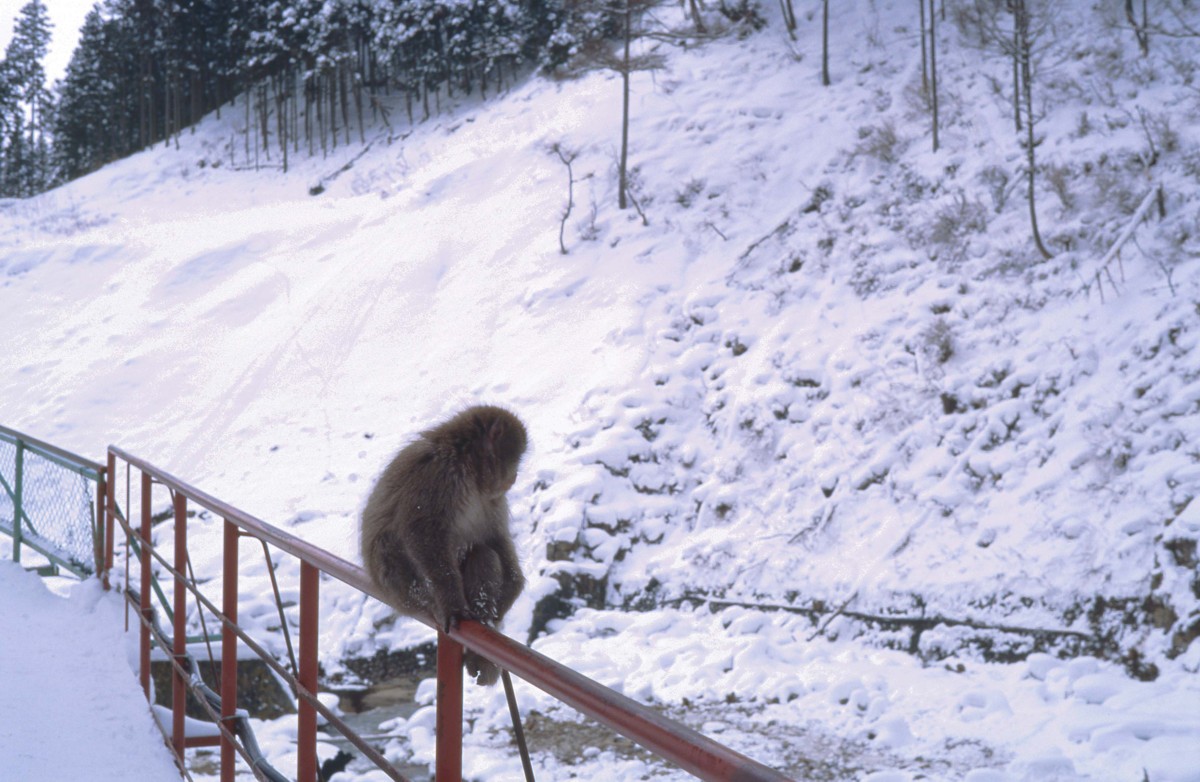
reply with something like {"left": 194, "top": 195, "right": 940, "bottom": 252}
{"left": 3, "top": 0, "right": 611, "bottom": 193}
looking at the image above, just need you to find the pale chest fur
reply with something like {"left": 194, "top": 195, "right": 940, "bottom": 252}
{"left": 453, "top": 491, "right": 505, "bottom": 545}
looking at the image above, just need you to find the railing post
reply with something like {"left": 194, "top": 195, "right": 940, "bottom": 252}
{"left": 140, "top": 472, "right": 153, "bottom": 698}
{"left": 172, "top": 491, "right": 188, "bottom": 757}
{"left": 298, "top": 561, "right": 320, "bottom": 782}
{"left": 436, "top": 631, "right": 464, "bottom": 782}
{"left": 12, "top": 438, "right": 23, "bottom": 564}
{"left": 220, "top": 519, "right": 239, "bottom": 782}
{"left": 104, "top": 451, "right": 116, "bottom": 588}
{"left": 94, "top": 466, "right": 107, "bottom": 582}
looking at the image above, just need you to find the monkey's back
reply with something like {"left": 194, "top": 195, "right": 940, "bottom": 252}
{"left": 360, "top": 405, "right": 527, "bottom": 637}
{"left": 361, "top": 437, "right": 464, "bottom": 616}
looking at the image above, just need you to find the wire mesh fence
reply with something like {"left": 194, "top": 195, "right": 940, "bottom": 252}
{"left": 0, "top": 429, "right": 102, "bottom": 577}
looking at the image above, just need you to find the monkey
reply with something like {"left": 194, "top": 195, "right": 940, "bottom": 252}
{"left": 361, "top": 405, "right": 527, "bottom": 685}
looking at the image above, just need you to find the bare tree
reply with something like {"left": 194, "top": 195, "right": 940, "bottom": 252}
{"left": 955, "top": 0, "right": 1055, "bottom": 258}
{"left": 608, "top": 0, "right": 664, "bottom": 210}
{"left": 549, "top": 143, "right": 587, "bottom": 254}
{"left": 928, "top": 0, "right": 939, "bottom": 152}
{"left": 1126, "top": 0, "right": 1149, "bottom": 54}
{"left": 919, "top": 0, "right": 928, "bottom": 91}
{"left": 1010, "top": 0, "right": 1021, "bottom": 132}
{"left": 780, "top": 0, "right": 798, "bottom": 40}
{"left": 1013, "top": 0, "right": 1052, "bottom": 259}
{"left": 565, "top": 0, "right": 662, "bottom": 212}
{"left": 821, "top": 0, "right": 831, "bottom": 86}
{"left": 685, "top": 0, "right": 707, "bottom": 33}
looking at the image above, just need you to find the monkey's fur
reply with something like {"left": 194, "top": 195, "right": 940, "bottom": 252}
{"left": 361, "top": 405, "right": 527, "bottom": 685}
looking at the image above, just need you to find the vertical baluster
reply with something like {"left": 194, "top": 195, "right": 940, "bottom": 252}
{"left": 298, "top": 561, "right": 320, "bottom": 782}
{"left": 221, "top": 520, "right": 240, "bottom": 782}
{"left": 436, "top": 631, "right": 464, "bottom": 782}
{"left": 13, "top": 439, "right": 23, "bottom": 564}
{"left": 172, "top": 491, "right": 188, "bottom": 756}
{"left": 140, "top": 472, "right": 153, "bottom": 697}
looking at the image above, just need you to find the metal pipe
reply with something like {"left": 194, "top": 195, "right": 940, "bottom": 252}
{"left": 0, "top": 424, "right": 106, "bottom": 472}
{"left": 436, "top": 632, "right": 463, "bottom": 782}
{"left": 105, "top": 451, "right": 116, "bottom": 589}
{"left": 453, "top": 621, "right": 794, "bottom": 782}
{"left": 140, "top": 472, "right": 153, "bottom": 698}
{"left": 13, "top": 438, "right": 23, "bottom": 564}
{"left": 221, "top": 519, "right": 239, "bottom": 782}
{"left": 117, "top": 508, "right": 411, "bottom": 781}
{"left": 94, "top": 468, "right": 107, "bottom": 579}
{"left": 297, "top": 561, "right": 319, "bottom": 782}
{"left": 123, "top": 588, "right": 285, "bottom": 782}
{"left": 173, "top": 490, "right": 188, "bottom": 756}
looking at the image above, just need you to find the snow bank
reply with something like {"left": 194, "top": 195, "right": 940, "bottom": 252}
{"left": 0, "top": 560, "right": 180, "bottom": 780}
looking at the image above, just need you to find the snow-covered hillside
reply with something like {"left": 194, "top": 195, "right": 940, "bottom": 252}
{"left": 2, "top": 1, "right": 1198, "bottom": 779}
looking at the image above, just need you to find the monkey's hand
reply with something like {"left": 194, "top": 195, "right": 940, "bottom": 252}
{"left": 441, "top": 608, "right": 486, "bottom": 634}
{"left": 439, "top": 604, "right": 484, "bottom": 633}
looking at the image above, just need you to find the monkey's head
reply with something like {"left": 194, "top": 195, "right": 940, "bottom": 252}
{"left": 441, "top": 405, "right": 527, "bottom": 496}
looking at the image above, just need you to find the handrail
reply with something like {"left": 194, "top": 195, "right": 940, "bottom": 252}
{"left": 106, "top": 444, "right": 795, "bottom": 782}
{"left": 0, "top": 424, "right": 107, "bottom": 578}
{"left": 0, "top": 424, "right": 105, "bottom": 475}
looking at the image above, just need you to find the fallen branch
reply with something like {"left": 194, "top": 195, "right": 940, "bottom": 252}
{"left": 673, "top": 592, "right": 1101, "bottom": 652}
{"left": 1081, "top": 183, "right": 1164, "bottom": 300}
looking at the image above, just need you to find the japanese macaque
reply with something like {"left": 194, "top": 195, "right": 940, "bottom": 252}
{"left": 361, "top": 405, "right": 527, "bottom": 685}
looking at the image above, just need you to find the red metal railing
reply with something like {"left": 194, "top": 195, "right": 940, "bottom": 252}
{"left": 104, "top": 444, "right": 795, "bottom": 782}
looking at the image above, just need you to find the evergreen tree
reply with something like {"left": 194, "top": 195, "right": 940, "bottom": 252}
{"left": 1, "top": 0, "right": 54, "bottom": 196}
{"left": 0, "top": 61, "right": 18, "bottom": 175}
{"left": 47, "top": 0, "right": 570, "bottom": 185}
{"left": 53, "top": 7, "right": 114, "bottom": 180}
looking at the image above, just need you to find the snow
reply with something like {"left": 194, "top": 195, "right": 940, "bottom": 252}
{"left": 2, "top": 0, "right": 1199, "bottom": 780}
{"left": 0, "top": 559, "right": 180, "bottom": 781}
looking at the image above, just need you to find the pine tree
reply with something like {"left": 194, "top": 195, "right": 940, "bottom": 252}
{"left": 0, "top": 62, "right": 18, "bottom": 186}
{"left": 53, "top": 8, "right": 112, "bottom": 180}
{"left": 47, "top": 0, "right": 569, "bottom": 186}
{"left": 2, "top": 0, "right": 54, "bottom": 195}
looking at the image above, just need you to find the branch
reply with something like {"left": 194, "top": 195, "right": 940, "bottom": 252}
{"left": 549, "top": 142, "right": 581, "bottom": 255}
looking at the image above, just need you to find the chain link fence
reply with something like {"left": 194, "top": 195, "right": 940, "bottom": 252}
{"left": 0, "top": 427, "right": 103, "bottom": 578}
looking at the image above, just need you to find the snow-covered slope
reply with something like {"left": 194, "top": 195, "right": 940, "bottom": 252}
{"left": 0, "top": 559, "right": 181, "bottom": 781}
{"left": 2, "top": 1, "right": 1198, "bottom": 779}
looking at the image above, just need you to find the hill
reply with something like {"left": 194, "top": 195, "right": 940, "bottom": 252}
{"left": 1, "top": 1, "right": 1197, "bottom": 779}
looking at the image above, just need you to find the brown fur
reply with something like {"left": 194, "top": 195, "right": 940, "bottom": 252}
{"left": 361, "top": 405, "right": 527, "bottom": 685}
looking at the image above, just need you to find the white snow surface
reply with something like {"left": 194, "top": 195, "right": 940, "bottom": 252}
{"left": 0, "top": 559, "right": 180, "bottom": 781}
{"left": 2, "top": 1, "right": 1199, "bottom": 780}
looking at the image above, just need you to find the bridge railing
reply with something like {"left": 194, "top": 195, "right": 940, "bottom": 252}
{"left": 105, "top": 443, "right": 795, "bottom": 782}
{"left": 0, "top": 424, "right": 106, "bottom": 578}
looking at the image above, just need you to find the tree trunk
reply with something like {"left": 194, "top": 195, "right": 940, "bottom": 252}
{"left": 1016, "top": 0, "right": 1052, "bottom": 260}
{"left": 928, "top": 0, "right": 938, "bottom": 152}
{"left": 821, "top": 0, "right": 831, "bottom": 86}
{"left": 779, "top": 0, "right": 797, "bottom": 40}
{"left": 619, "top": 0, "right": 632, "bottom": 210}
{"left": 1125, "top": 0, "right": 1149, "bottom": 55}
{"left": 1011, "top": 6, "right": 1021, "bottom": 132}
{"left": 919, "top": 0, "right": 927, "bottom": 92}
{"left": 687, "top": 0, "right": 706, "bottom": 33}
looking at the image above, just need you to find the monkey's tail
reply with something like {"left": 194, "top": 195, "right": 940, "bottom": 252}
{"left": 464, "top": 650, "right": 501, "bottom": 686}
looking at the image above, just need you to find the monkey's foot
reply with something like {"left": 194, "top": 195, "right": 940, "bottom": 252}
{"left": 464, "top": 651, "right": 501, "bottom": 686}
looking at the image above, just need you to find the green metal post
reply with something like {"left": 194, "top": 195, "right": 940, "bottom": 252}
{"left": 13, "top": 439, "right": 23, "bottom": 564}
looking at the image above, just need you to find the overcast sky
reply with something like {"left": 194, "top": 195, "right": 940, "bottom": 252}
{"left": 1, "top": 0, "right": 91, "bottom": 86}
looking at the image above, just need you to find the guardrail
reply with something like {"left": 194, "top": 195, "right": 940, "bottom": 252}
{"left": 0, "top": 424, "right": 107, "bottom": 579}
{"left": 104, "top": 444, "right": 795, "bottom": 782}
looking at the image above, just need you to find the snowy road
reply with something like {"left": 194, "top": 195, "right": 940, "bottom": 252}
{"left": 0, "top": 560, "right": 180, "bottom": 781}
